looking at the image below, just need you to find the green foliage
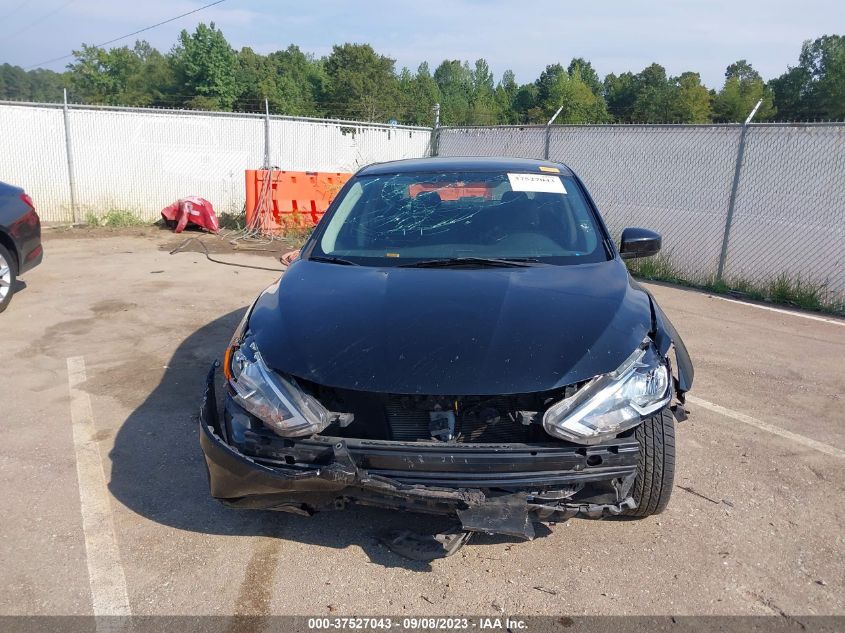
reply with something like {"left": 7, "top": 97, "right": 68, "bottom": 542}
{"left": 85, "top": 209, "right": 148, "bottom": 227}
{"left": 171, "top": 23, "right": 239, "bottom": 110}
{"left": 217, "top": 212, "right": 246, "bottom": 231}
{"left": 627, "top": 254, "right": 843, "bottom": 315}
{"left": 0, "top": 63, "right": 65, "bottom": 101}
{"left": 68, "top": 44, "right": 146, "bottom": 105}
{"left": 324, "top": 43, "right": 399, "bottom": 121}
{"left": 713, "top": 60, "right": 775, "bottom": 122}
{"left": 526, "top": 61, "right": 609, "bottom": 123}
{"left": 402, "top": 62, "right": 440, "bottom": 125}
{"left": 604, "top": 71, "right": 637, "bottom": 122}
{"left": 630, "top": 64, "right": 674, "bottom": 123}
{"left": 771, "top": 35, "right": 845, "bottom": 120}
{"left": 668, "top": 72, "right": 712, "bottom": 123}
{"left": 3, "top": 26, "right": 843, "bottom": 125}
{"left": 434, "top": 60, "right": 473, "bottom": 125}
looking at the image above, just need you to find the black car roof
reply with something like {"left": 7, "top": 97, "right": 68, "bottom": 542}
{"left": 357, "top": 156, "right": 574, "bottom": 176}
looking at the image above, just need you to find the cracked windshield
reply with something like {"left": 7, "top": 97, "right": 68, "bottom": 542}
{"left": 317, "top": 171, "right": 606, "bottom": 265}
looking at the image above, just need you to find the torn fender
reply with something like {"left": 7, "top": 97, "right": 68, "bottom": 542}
{"left": 648, "top": 295, "right": 694, "bottom": 395}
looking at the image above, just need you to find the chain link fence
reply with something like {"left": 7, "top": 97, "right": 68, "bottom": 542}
{"left": 436, "top": 123, "right": 845, "bottom": 308}
{"left": 0, "top": 101, "right": 433, "bottom": 224}
{"left": 1, "top": 100, "right": 842, "bottom": 308}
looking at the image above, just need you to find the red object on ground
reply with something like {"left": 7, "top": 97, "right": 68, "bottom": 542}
{"left": 161, "top": 197, "right": 220, "bottom": 233}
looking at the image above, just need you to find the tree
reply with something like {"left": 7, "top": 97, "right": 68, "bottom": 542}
{"left": 604, "top": 72, "right": 638, "bottom": 122}
{"left": 268, "top": 45, "right": 328, "bottom": 116}
{"left": 468, "top": 58, "right": 498, "bottom": 124}
{"left": 667, "top": 72, "right": 712, "bottom": 123}
{"left": 123, "top": 41, "right": 176, "bottom": 106}
{"left": 403, "top": 62, "right": 441, "bottom": 126}
{"left": 531, "top": 63, "right": 607, "bottom": 123}
{"left": 434, "top": 60, "right": 473, "bottom": 125}
{"left": 25, "top": 68, "right": 66, "bottom": 101}
{"left": 68, "top": 44, "right": 143, "bottom": 104}
{"left": 0, "top": 64, "right": 31, "bottom": 100}
{"left": 494, "top": 69, "right": 518, "bottom": 123}
{"left": 567, "top": 57, "right": 602, "bottom": 96}
{"left": 324, "top": 43, "right": 399, "bottom": 121}
{"left": 630, "top": 63, "right": 674, "bottom": 122}
{"left": 769, "top": 66, "right": 810, "bottom": 120}
{"left": 771, "top": 36, "right": 845, "bottom": 120}
{"left": 170, "top": 22, "right": 238, "bottom": 110}
{"left": 15, "top": 31, "right": 845, "bottom": 125}
{"left": 512, "top": 83, "right": 538, "bottom": 123}
{"left": 713, "top": 60, "right": 775, "bottom": 122}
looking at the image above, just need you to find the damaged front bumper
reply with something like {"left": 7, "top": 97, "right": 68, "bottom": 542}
{"left": 199, "top": 366, "right": 639, "bottom": 539}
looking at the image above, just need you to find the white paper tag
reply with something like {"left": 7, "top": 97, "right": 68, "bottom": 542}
{"left": 507, "top": 173, "right": 566, "bottom": 194}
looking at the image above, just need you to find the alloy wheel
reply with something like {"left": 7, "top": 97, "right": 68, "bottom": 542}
{"left": 0, "top": 252, "right": 10, "bottom": 300}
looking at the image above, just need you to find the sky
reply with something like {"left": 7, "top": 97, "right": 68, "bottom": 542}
{"left": 0, "top": 0, "right": 842, "bottom": 89}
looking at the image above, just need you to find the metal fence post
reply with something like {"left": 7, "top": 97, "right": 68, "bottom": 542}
{"left": 544, "top": 105, "right": 564, "bottom": 160}
{"left": 430, "top": 102, "right": 441, "bottom": 156}
{"left": 716, "top": 100, "right": 763, "bottom": 281}
{"left": 62, "top": 89, "right": 80, "bottom": 223}
{"left": 263, "top": 97, "right": 271, "bottom": 168}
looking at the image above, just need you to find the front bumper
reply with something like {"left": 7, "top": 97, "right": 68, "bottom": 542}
{"left": 199, "top": 365, "right": 639, "bottom": 539}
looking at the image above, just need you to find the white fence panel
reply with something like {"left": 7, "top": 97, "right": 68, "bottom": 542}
{"left": 0, "top": 102, "right": 433, "bottom": 222}
{"left": 0, "top": 104, "right": 73, "bottom": 222}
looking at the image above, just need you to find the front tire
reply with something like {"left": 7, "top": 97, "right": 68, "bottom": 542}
{"left": 0, "top": 243, "right": 17, "bottom": 314}
{"left": 625, "top": 407, "right": 675, "bottom": 517}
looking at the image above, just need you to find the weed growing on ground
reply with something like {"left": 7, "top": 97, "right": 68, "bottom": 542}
{"left": 627, "top": 255, "right": 843, "bottom": 315}
{"left": 85, "top": 209, "right": 149, "bottom": 228}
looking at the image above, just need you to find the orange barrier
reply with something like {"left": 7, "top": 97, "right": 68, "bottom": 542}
{"left": 409, "top": 182, "right": 492, "bottom": 200}
{"left": 245, "top": 170, "right": 352, "bottom": 231}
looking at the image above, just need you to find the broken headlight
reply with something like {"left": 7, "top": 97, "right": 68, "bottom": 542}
{"left": 543, "top": 341, "right": 670, "bottom": 444}
{"left": 228, "top": 341, "right": 330, "bottom": 438}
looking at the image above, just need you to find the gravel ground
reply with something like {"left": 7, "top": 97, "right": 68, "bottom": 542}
{"left": 1, "top": 231, "right": 843, "bottom": 619}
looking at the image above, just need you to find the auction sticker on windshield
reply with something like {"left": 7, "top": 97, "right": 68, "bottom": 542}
{"left": 507, "top": 173, "right": 566, "bottom": 194}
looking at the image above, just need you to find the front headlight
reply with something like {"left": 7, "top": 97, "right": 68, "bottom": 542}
{"left": 543, "top": 341, "right": 670, "bottom": 444}
{"left": 228, "top": 341, "right": 330, "bottom": 438}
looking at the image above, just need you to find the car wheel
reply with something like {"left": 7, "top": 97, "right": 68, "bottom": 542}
{"left": 625, "top": 407, "right": 675, "bottom": 517}
{"left": 0, "top": 243, "right": 17, "bottom": 314}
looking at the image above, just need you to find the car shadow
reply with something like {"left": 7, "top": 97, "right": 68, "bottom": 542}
{"left": 107, "top": 309, "right": 553, "bottom": 571}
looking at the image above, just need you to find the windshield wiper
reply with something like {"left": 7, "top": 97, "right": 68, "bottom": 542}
{"left": 308, "top": 255, "right": 360, "bottom": 266}
{"left": 398, "top": 256, "right": 539, "bottom": 269}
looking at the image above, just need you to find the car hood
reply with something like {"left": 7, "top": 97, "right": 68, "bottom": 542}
{"left": 250, "top": 259, "right": 652, "bottom": 395}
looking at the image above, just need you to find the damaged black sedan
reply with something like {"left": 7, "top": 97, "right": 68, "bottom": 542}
{"left": 199, "top": 157, "right": 693, "bottom": 543}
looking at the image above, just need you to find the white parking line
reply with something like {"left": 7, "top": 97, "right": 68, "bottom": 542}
{"left": 686, "top": 395, "right": 845, "bottom": 460}
{"left": 67, "top": 357, "right": 132, "bottom": 618}
{"left": 709, "top": 295, "right": 845, "bottom": 327}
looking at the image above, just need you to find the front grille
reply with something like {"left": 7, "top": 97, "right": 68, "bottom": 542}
{"left": 384, "top": 396, "right": 531, "bottom": 443}
{"left": 305, "top": 378, "right": 580, "bottom": 444}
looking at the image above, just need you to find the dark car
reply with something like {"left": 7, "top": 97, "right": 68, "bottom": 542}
{"left": 0, "top": 181, "right": 43, "bottom": 313}
{"left": 199, "top": 157, "right": 693, "bottom": 543}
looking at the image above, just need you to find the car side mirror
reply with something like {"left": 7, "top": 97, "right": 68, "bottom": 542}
{"left": 619, "top": 228, "right": 662, "bottom": 259}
